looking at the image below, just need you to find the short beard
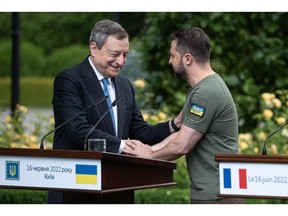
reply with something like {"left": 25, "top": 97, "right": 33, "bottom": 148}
{"left": 173, "top": 61, "right": 187, "bottom": 81}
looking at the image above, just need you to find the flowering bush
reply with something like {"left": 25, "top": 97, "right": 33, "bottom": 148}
{"left": 0, "top": 104, "right": 54, "bottom": 149}
{"left": 2, "top": 88, "right": 287, "bottom": 157}
{"left": 239, "top": 90, "right": 288, "bottom": 155}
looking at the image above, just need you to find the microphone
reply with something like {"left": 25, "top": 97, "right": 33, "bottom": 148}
{"left": 39, "top": 96, "right": 108, "bottom": 149}
{"left": 84, "top": 94, "right": 122, "bottom": 150}
{"left": 262, "top": 121, "right": 288, "bottom": 155}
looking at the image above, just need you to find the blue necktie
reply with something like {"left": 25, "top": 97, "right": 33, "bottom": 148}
{"left": 102, "top": 78, "right": 116, "bottom": 131}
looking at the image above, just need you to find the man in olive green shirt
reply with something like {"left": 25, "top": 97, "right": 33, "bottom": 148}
{"left": 124, "top": 27, "right": 244, "bottom": 204}
{"left": 182, "top": 73, "right": 239, "bottom": 201}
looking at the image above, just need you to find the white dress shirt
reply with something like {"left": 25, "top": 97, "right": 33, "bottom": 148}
{"left": 88, "top": 57, "right": 125, "bottom": 153}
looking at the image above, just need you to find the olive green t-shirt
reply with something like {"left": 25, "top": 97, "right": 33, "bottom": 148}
{"left": 182, "top": 73, "right": 239, "bottom": 200}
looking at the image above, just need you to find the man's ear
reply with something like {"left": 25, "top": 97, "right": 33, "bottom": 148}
{"left": 89, "top": 42, "right": 97, "bottom": 55}
{"left": 184, "top": 53, "right": 193, "bottom": 65}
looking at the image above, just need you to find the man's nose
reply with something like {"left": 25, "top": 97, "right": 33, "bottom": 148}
{"left": 116, "top": 55, "right": 126, "bottom": 65}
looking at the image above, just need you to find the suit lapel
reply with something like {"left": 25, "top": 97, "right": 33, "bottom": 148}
{"left": 81, "top": 57, "right": 116, "bottom": 136}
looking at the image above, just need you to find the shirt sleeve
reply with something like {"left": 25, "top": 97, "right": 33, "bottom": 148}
{"left": 118, "top": 140, "right": 126, "bottom": 153}
{"left": 183, "top": 90, "right": 216, "bottom": 133}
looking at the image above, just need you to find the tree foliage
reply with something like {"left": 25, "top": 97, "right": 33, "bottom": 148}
{"left": 1, "top": 12, "right": 287, "bottom": 132}
{"left": 0, "top": 12, "right": 146, "bottom": 54}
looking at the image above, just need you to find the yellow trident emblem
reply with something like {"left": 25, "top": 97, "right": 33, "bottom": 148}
{"left": 9, "top": 165, "right": 17, "bottom": 177}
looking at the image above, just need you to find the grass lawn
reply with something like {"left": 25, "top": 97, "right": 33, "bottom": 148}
{"left": 0, "top": 76, "right": 54, "bottom": 108}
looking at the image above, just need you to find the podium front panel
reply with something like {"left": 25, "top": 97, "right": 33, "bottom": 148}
{"left": 0, "top": 155, "right": 103, "bottom": 191}
{"left": 0, "top": 148, "right": 176, "bottom": 194}
{"left": 219, "top": 162, "right": 288, "bottom": 197}
{"left": 216, "top": 154, "right": 288, "bottom": 199}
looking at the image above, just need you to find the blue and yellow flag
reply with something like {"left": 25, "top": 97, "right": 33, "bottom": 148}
{"left": 190, "top": 103, "right": 205, "bottom": 117}
{"left": 75, "top": 164, "right": 97, "bottom": 185}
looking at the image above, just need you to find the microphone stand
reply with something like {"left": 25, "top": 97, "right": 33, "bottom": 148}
{"left": 40, "top": 96, "right": 107, "bottom": 149}
{"left": 84, "top": 95, "right": 122, "bottom": 150}
{"left": 262, "top": 121, "right": 288, "bottom": 155}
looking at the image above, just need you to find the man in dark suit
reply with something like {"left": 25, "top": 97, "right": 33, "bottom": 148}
{"left": 48, "top": 19, "right": 182, "bottom": 203}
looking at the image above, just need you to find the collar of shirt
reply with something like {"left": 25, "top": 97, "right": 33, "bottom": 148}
{"left": 88, "top": 56, "right": 118, "bottom": 136}
{"left": 88, "top": 56, "right": 112, "bottom": 84}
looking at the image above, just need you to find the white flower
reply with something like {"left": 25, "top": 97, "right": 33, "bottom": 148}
{"left": 281, "top": 128, "right": 288, "bottom": 137}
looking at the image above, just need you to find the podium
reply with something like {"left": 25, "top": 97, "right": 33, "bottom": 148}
{"left": 215, "top": 154, "right": 288, "bottom": 199}
{"left": 0, "top": 147, "right": 176, "bottom": 203}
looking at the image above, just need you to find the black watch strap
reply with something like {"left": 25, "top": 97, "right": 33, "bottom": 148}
{"left": 171, "top": 119, "right": 180, "bottom": 132}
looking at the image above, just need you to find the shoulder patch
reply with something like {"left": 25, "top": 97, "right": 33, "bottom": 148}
{"left": 190, "top": 103, "right": 205, "bottom": 117}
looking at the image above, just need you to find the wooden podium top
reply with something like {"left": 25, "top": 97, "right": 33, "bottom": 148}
{"left": 215, "top": 153, "right": 288, "bottom": 163}
{"left": 0, "top": 147, "right": 176, "bottom": 169}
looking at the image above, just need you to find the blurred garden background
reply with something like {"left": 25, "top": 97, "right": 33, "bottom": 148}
{"left": 0, "top": 12, "right": 288, "bottom": 204}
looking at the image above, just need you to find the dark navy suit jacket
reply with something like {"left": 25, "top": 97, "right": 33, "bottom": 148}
{"left": 52, "top": 56, "right": 171, "bottom": 153}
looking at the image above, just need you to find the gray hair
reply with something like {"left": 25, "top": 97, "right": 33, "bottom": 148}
{"left": 89, "top": 19, "right": 129, "bottom": 49}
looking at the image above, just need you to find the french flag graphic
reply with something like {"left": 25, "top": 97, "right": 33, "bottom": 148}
{"left": 223, "top": 168, "right": 247, "bottom": 189}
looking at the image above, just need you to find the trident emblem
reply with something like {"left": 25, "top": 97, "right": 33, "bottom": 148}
{"left": 5, "top": 161, "right": 20, "bottom": 180}
{"left": 9, "top": 165, "right": 17, "bottom": 177}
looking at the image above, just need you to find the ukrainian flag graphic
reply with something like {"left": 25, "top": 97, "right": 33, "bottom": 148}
{"left": 75, "top": 164, "right": 97, "bottom": 185}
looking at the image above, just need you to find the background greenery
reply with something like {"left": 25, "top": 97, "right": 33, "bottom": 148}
{"left": 1, "top": 12, "right": 288, "bottom": 204}
{"left": 1, "top": 12, "right": 287, "bottom": 132}
{"left": 0, "top": 77, "right": 54, "bottom": 107}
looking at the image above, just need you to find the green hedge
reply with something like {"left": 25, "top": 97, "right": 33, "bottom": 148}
{"left": 1, "top": 188, "right": 288, "bottom": 204}
{"left": 0, "top": 40, "right": 46, "bottom": 77}
{"left": 0, "top": 189, "right": 48, "bottom": 204}
{"left": 45, "top": 44, "right": 88, "bottom": 77}
{"left": 0, "top": 188, "right": 189, "bottom": 204}
{"left": 0, "top": 41, "right": 88, "bottom": 77}
{"left": 135, "top": 187, "right": 190, "bottom": 204}
{"left": 0, "top": 76, "right": 54, "bottom": 107}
